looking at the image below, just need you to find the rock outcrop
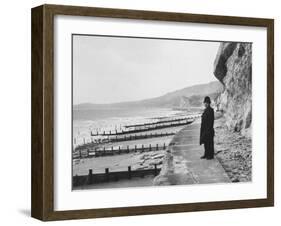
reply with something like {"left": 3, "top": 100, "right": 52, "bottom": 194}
{"left": 214, "top": 43, "right": 252, "bottom": 136}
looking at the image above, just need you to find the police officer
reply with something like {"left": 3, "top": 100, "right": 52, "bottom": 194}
{"left": 200, "top": 96, "right": 215, "bottom": 160}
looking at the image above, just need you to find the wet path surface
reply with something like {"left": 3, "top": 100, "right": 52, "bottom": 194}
{"left": 154, "top": 121, "right": 231, "bottom": 185}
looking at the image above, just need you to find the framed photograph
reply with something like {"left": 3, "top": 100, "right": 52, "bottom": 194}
{"left": 31, "top": 4, "right": 274, "bottom": 221}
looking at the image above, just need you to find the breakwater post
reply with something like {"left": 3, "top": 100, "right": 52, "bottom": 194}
{"left": 128, "top": 166, "right": 131, "bottom": 179}
{"left": 105, "top": 168, "right": 109, "bottom": 182}
{"left": 88, "top": 169, "right": 93, "bottom": 184}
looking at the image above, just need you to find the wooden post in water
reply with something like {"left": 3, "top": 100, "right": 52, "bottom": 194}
{"left": 164, "top": 143, "right": 166, "bottom": 149}
{"left": 79, "top": 150, "right": 82, "bottom": 159}
{"left": 105, "top": 168, "right": 109, "bottom": 182}
{"left": 128, "top": 166, "right": 131, "bottom": 179}
{"left": 135, "top": 145, "right": 137, "bottom": 152}
{"left": 149, "top": 144, "right": 151, "bottom": 151}
{"left": 154, "top": 164, "right": 157, "bottom": 176}
{"left": 103, "top": 147, "right": 105, "bottom": 155}
{"left": 118, "top": 146, "right": 121, "bottom": 154}
{"left": 127, "top": 145, "right": 129, "bottom": 153}
{"left": 142, "top": 144, "right": 144, "bottom": 152}
{"left": 87, "top": 149, "right": 90, "bottom": 158}
{"left": 156, "top": 144, "right": 158, "bottom": 150}
{"left": 88, "top": 169, "right": 93, "bottom": 184}
{"left": 73, "top": 175, "right": 78, "bottom": 187}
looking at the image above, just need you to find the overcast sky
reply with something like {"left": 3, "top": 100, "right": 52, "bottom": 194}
{"left": 73, "top": 35, "right": 220, "bottom": 105}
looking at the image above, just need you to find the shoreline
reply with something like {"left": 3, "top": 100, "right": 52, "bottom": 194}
{"left": 72, "top": 118, "right": 199, "bottom": 189}
{"left": 73, "top": 110, "right": 252, "bottom": 190}
{"left": 73, "top": 114, "right": 252, "bottom": 189}
{"left": 72, "top": 110, "right": 199, "bottom": 176}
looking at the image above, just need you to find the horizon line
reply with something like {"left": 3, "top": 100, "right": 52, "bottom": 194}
{"left": 73, "top": 80, "right": 221, "bottom": 106}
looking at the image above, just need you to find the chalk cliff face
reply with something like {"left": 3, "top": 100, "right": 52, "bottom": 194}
{"left": 214, "top": 43, "right": 252, "bottom": 135}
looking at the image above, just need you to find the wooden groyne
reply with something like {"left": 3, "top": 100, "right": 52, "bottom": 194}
{"left": 74, "top": 141, "right": 98, "bottom": 152}
{"left": 91, "top": 120, "right": 194, "bottom": 136}
{"left": 124, "top": 116, "right": 195, "bottom": 128}
{"left": 97, "top": 132, "right": 175, "bottom": 144}
{"left": 74, "top": 132, "right": 172, "bottom": 153}
{"left": 73, "top": 143, "right": 167, "bottom": 159}
{"left": 73, "top": 165, "right": 161, "bottom": 187}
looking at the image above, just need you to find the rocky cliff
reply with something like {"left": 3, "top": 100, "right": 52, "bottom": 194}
{"left": 214, "top": 42, "right": 252, "bottom": 136}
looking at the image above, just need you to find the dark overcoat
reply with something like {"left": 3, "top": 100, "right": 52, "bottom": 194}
{"left": 200, "top": 106, "right": 215, "bottom": 145}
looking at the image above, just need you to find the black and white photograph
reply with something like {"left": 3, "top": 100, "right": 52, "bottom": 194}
{"left": 72, "top": 34, "right": 252, "bottom": 190}
{"left": 0, "top": 0, "right": 277, "bottom": 224}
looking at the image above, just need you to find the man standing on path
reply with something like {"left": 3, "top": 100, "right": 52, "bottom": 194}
{"left": 200, "top": 96, "right": 215, "bottom": 160}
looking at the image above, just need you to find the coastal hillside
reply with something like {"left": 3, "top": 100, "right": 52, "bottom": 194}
{"left": 214, "top": 43, "right": 252, "bottom": 136}
{"left": 74, "top": 81, "right": 223, "bottom": 110}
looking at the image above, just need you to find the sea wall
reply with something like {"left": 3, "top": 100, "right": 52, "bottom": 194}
{"left": 214, "top": 43, "right": 252, "bottom": 136}
{"left": 153, "top": 150, "right": 175, "bottom": 185}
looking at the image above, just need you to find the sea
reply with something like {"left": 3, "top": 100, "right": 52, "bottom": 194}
{"left": 73, "top": 107, "right": 186, "bottom": 147}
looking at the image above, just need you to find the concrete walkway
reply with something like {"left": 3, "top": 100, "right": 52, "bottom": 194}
{"left": 154, "top": 120, "right": 230, "bottom": 185}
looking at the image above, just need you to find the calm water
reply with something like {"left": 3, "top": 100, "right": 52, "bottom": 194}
{"left": 73, "top": 107, "right": 184, "bottom": 121}
{"left": 73, "top": 107, "right": 184, "bottom": 146}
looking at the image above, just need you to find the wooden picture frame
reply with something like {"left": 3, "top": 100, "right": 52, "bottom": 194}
{"left": 31, "top": 4, "right": 274, "bottom": 221}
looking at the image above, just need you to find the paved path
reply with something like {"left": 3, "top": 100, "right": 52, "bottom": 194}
{"left": 154, "top": 120, "right": 230, "bottom": 185}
